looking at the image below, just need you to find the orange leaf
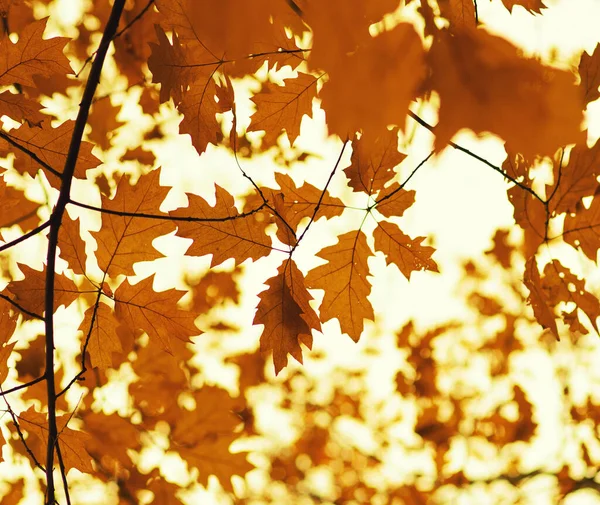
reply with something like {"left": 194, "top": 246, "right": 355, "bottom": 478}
{"left": 438, "top": 0, "right": 476, "bottom": 31}
{"left": 563, "top": 192, "right": 600, "bottom": 263}
{"left": 524, "top": 257, "right": 558, "bottom": 337}
{"left": 171, "top": 185, "right": 272, "bottom": 267}
{"left": 306, "top": 231, "right": 374, "bottom": 341}
{"left": 248, "top": 73, "right": 318, "bottom": 149}
{"left": 0, "top": 18, "right": 72, "bottom": 88}
{"left": 507, "top": 185, "right": 546, "bottom": 260}
{"left": 18, "top": 407, "right": 93, "bottom": 474}
{"left": 87, "top": 97, "right": 125, "bottom": 151}
{"left": 79, "top": 302, "right": 123, "bottom": 370}
{"left": 578, "top": 43, "right": 600, "bottom": 105}
{"left": 0, "top": 91, "right": 45, "bottom": 125}
{"left": 114, "top": 275, "right": 200, "bottom": 353}
{"left": 500, "top": 0, "right": 546, "bottom": 13}
{"left": 8, "top": 263, "right": 79, "bottom": 317}
{"left": 549, "top": 139, "right": 600, "bottom": 214}
{"left": 92, "top": 168, "right": 175, "bottom": 277}
{"left": 0, "top": 120, "right": 100, "bottom": 186}
{"left": 255, "top": 258, "right": 320, "bottom": 374}
{"left": 58, "top": 214, "right": 88, "bottom": 276}
{"left": 320, "top": 23, "right": 425, "bottom": 140}
{"left": 170, "top": 387, "right": 253, "bottom": 492}
{"left": 375, "top": 184, "right": 416, "bottom": 219}
{"left": 429, "top": 29, "right": 583, "bottom": 157}
{"left": 373, "top": 221, "right": 438, "bottom": 280}
{"left": 0, "top": 175, "right": 40, "bottom": 232}
{"left": 345, "top": 128, "right": 406, "bottom": 195}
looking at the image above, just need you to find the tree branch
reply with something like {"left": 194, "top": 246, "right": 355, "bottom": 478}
{"left": 43, "top": 1, "right": 126, "bottom": 503}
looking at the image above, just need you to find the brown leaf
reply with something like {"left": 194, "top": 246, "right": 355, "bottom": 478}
{"left": 79, "top": 302, "right": 123, "bottom": 370}
{"left": 248, "top": 73, "right": 318, "bottom": 149}
{"left": 507, "top": 185, "right": 546, "bottom": 260}
{"left": 255, "top": 258, "right": 320, "bottom": 374}
{"left": 0, "top": 176, "right": 40, "bottom": 232}
{"left": 429, "top": 29, "right": 583, "bottom": 157}
{"left": 0, "top": 120, "right": 100, "bottom": 186}
{"left": 58, "top": 214, "right": 88, "bottom": 276}
{"left": 170, "top": 387, "right": 253, "bottom": 492}
{"left": 320, "top": 22, "right": 425, "bottom": 140}
{"left": 171, "top": 185, "right": 272, "bottom": 267}
{"left": 92, "top": 168, "right": 175, "bottom": 277}
{"left": 500, "top": 0, "right": 546, "bottom": 13}
{"left": 563, "top": 192, "right": 600, "bottom": 263}
{"left": 8, "top": 263, "right": 79, "bottom": 317}
{"left": 0, "top": 18, "right": 72, "bottom": 88}
{"left": 114, "top": 275, "right": 200, "bottom": 353}
{"left": 345, "top": 128, "right": 406, "bottom": 194}
{"left": 373, "top": 221, "right": 438, "bottom": 280}
{"left": 578, "top": 43, "right": 600, "bottom": 105}
{"left": 306, "top": 231, "right": 374, "bottom": 341}
{"left": 17, "top": 406, "right": 93, "bottom": 474}
{"left": 524, "top": 256, "right": 558, "bottom": 337}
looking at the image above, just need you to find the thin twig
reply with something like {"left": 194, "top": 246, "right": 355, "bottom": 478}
{"left": 69, "top": 198, "right": 268, "bottom": 222}
{"left": 0, "top": 220, "right": 51, "bottom": 253}
{"left": 407, "top": 111, "right": 545, "bottom": 203}
{"left": 0, "top": 375, "right": 46, "bottom": 397}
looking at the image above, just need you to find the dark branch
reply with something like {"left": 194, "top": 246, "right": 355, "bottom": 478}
{"left": 0, "top": 220, "right": 51, "bottom": 253}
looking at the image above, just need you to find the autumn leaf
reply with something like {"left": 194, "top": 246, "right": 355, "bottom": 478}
{"left": 549, "top": 139, "right": 600, "bottom": 214}
{"left": 92, "top": 168, "right": 175, "bottom": 277}
{"left": 114, "top": 274, "right": 200, "bottom": 354}
{"left": 438, "top": 0, "right": 476, "bottom": 31}
{"left": 255, "top": 258, "right": 320, "bottom": 374}
{"left": 507, "top": 185, "right": 547, "bottom": 260}
{"left": 87, "top": 97, "right": 125, "bottom": 151}
{"left": 578, "top": 43, "right": 600, "bottom": 105}
{"left": 171, "top": 184, "right": 272, "bottom": 267}
{"left": 0, "top": 176, "right": 40, "bottom": 232}
{"left": 500, "top": 0, "right": 546, "bottom": 13}
{"left": 79, "top": 302, "right": 123, "bottom": 370}
{"left": 0, "top": 120, "right": 100, "bottom": 186}
{"left": 563, "top": 190, "right": 600, "bottom": 263}
{"left": 524, "top": 257, "right": 558, "bottom": 337}
{"left": 17, "top": 407, "right": 93, "bottom": 474}
{"left": 0, "top": 18, "right": 72, "bottom": 88}
{"left": 320, "top": 22, "right": 425, "bottom": 140}
{"left": 8, "top": 263, "right": 79, "bottom": 317}
{"left": 306, "top": 231, "right": 374, "bottom": 341}
{"left": 0, "top": 90, "right": 45, "bottom": 125}
{"left": 345, "top": 128, "right": 406, "bottom": 195}
{"left": 58, "top": 214, "right": 88, "bottom": 276}
{"left": 373, "top": 221, "right": 438, "bottom": 280}
{"left": 428, "top": 28, "right": 583, "bottom": 157}
{"left": 170, "top": 387, "right": 253, "bottom": 492}
{"left": 248, "top": 72, "right": 318, "bottom": 149}
{"left": 375, "top": 184, "right": 416, "bottom": 219}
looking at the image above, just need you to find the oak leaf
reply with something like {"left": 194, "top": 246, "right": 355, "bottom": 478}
{"left": 170, "top": 387, "right": 253, "bottom": 492}
{"left": 429, "top": 29, "right": 583, "bottom": 157}
{"left": 563, "top": 190, "right": 600, "bottom": 263}
{"left": 58, "top": 214, "right": 88, "bottom": 276}
{"left": 92, "top": 168, "right": 175, "bottom": 277}
{"left": 373, "top": 221, "right": 438, "bottom": 280}
{"left": 87, "top": 97, "right": 125, "bottom": 151}
{"left": 17, "top": 406, "right": 93, "bottom": 474}
{"left": 0, "top": 120, "right": 100, "bottom": 186}
{"left": 549, "top": 138, "right": 600, "bottom": 214}
{"left": 524, "top": 257, "right": 558, "bottom": 337}
{"left": 255, "top": 259, "right": 320, "bottom": 374}
{"left": 375, "top": 184, "right": 416, "bottom": 219}
{"left": 0, "top": 18, "right": 72, "bottom": 88}
{"left": 320, "top": 23, "right": 425, "bottom": 141}
{"left": 345, "top": 128, "right": 406, "bottom": 195}
{"left": 0, "top": 91, "right": 45, "bottom": 125}
{"left": 248, "top": 73, "right": 318, "bottom": 149}
{"left": 8, "top": 263, "right": 79, "bottom": 317}
{"left": 115, "top": 275, "right": 200, "bottom": 354}
{"left": 507, "top": 185, "right": 546, "bottom": 260}
{"left": 79, "top": 302, "right": 123, "bottom": 370}
{"left": 306, "top": 231, "right": 374, "bottom": 341}
{"left": 500, "top": 0, "right": 546, "bottom": 13}
{"left": 0, "top": 176, "right": 40, "bottom": 232}
{"left": 578, "top": 43, "right": 600, "bottom": 105}
{"left": 171, "top": 184, "right": 272, "bottom": 267}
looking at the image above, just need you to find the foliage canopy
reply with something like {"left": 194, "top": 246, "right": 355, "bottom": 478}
{"left": 0, "top": 0, "right": 600, "bottom": 504}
